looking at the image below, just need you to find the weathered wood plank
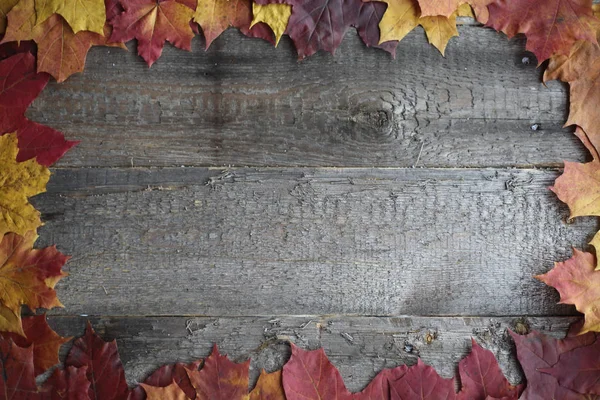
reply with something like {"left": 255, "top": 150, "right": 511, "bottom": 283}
{"left": 46, "top": 315, "right": 579, "bottom": 392}
{"left": 34, "top": 167, "right": 594, "bottom": 317}
{"left": 27, "top": 27, "right": 584, "bottom": 168}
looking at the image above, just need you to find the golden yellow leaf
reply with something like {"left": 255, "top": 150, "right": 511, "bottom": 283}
{"left": 250, "top": 3, "right": 290, "bottom": 46}
{"left": 0, "top": 133, "right": 49, "bottom": 237}
{"left": 142, "top": 382, "right": 192, "bottom": 400}
{"left": 35, "top": 0, "right": 106, "bottom": 34}
{"left": 377, "top": 0, "right": 420, "bottom": 44}
{"left": 0, "top": 0, "right": 19, "bottom": 34}
{"left": 420, "top": 13, "right": 458, "bottom": 54}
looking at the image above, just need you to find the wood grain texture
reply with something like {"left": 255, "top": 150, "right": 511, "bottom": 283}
{"left": 26, "top": 26, "right": 585, "bottom": 169}
{"left": 33, "top": 167, "right": 594, "bottom": 317}
{"left": 46, "top": 315, "right": 580, "bottom": 392}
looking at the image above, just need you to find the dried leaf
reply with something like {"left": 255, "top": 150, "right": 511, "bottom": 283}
{"left": 41, "top": 366, "right": 91, "bottom": 400}
{"left": 141, "top": 382, "right": 191, "bottom": 400}
{"left": 282, "top": 343, "right": 353, "bottom": 400}
{"left": 0, "top": 133, "right": 50, "bottom": 238}
{"left": 418, "top": 0, "right": 461, "bottom": 17}
{"left": 457, "top": 339, "right": 521, "bottom": 400}
{"left": 249, "top": 370, "right": 285, "bottom": 400}
{"left": 486, "top": 0, "right": 598, "bottom": 63}
{"left": 109, "top": 0, "right": 195, "bottom": 66}
{"left": 551, "top": 159, "right": 600, "bottom": 220}
{"left": 355, "top": 366, "right": 407, "bottom": 399}
{"left": 0, "top": 338, "right": 39, "bottom": 399}
{"left": 0, "top": 53, "right": 49, "bottom": 134}
{"left": 34, "top": 0, "right": 106, "bottom": 34}
{"left": 510, "top": 327, "right": 596, "bottom": 399}
{"left": 129, "top": 360, "right": 202, "bottom": 400}
{"left": 0, "top": 0, "right": 18, "bottom": 34}
{"left": 10, "top": 119, "right": 77, "bottom": 166}
{"left": 389, "top": 358, "right": 456, "bottom": 400}
{"left": 540, "top": 337, "right": 600, "bottom": 395}
{"left": 419, "top": 13, "right": 458, "bottom": 55}
{"left": 536, "top": 249, "right": 600, "bottom": 334}
{"left": 250, "top": 3, "right": 291, "bottom": 46}
{"left": 2, "top": 314, "right": 71, "bottom": 375}
{"left": 65, "top": 322, "right": 130, "bottom": 400}
{"left": 187, "top": 344, "right": 250, "bottom": 400}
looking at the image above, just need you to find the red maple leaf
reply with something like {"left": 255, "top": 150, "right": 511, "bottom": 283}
{"left": 65, "top": 322, "right": 130, "bottom": 400}
{"left": 129, "top": 360, "right": 202, "bottom": 400}
{"left": 0, "top": 53, "right": 49, "bottom": 134}
{"left": 389, "top": 358, "right": 456, "bottom": 400}
{"left": 41, "top": 366, "right": 91, "bottom": 400}
{"left": 486, "top": 0, "right": 598, "bottom": 63}
{"left": 0, "top": 338, "right": 39, "bottom": 399}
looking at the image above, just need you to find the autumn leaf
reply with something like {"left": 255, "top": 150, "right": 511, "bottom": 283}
{"left": 142, "top": 382, "right": 191, "bottom": 400}
{"left": 510, "top": 326, "right": 596, "bottom": 399}
{"left": 186, "top": 344, "right": 250, "bottom": 400}
{"left": 249, "top": 370, "right": 285, "bottom": 400}
{"left": 8, "top": 119, "right": 77, "bottom": 166}
{"left": 418, "top": 0, "right": 460, "bottom": 17}
{"left": 250, "top": 3, "right": 291, "bottom": 46}
{"left": 0, "top": 133, "right": 50, "bottom": 238}
{"left": 457, "top": 339, "right": 521, "bottom": 400}
{"left": 0, "top": 0, "right": 18, "bottom": 34}
{"left": 34, "top": 0, "right": 106, "bottom": 34}
{"left": 65, "top": 322, "right": 130, "bottom": 400}
{"left": 2, "top": 314, "right": 70, "bottom": 375}
{"left": 41, "top": 366, "right": 91, "bottom": 400}
{"left": 355, "top": 366, "right": 407, "bottom": 399}
{"left": 109, "top": 0, "right": 195, "bottom": 66}
{"left": 0, "top": 337, "right": 40, "bottom": 399}
{"left": 282, "top": 343, "right": 352, "bottom": 400}
{"left": 389, "top": 358, "right": 456, "bottom": 400}
{"left": 0, "top": 41, "right": 36, "bottom": 61}
{"left": 536, "top": 249, "right": 600, "bottom": 334}
{"left": 194, "top": 0, "right": 275, "bottom": 50}
{"left": 486, "top": 0, "right": 598, "bottom": 63}
{"left": 0, "top": 53, "right": 49, "bottom": 134}
{"left": 375, "top": 0, "right": 459, "bottom": 55}
{"left": 129, "top": 360, "right": 202, "bottom": 400}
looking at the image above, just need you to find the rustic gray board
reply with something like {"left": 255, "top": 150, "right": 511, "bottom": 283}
{"left": 34, "top": 167, "right": 595, "bottom": 317}
{"left": 26, "top": 27, "right": 587, "bottom": 168}
{"left": 45, "top": 315, "right": 579, "bottom": 392}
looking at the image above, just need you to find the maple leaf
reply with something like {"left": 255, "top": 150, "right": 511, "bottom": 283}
{"left": 34, "top": 0, "right": 106, "bottom": 34}
{"left": 41, "top": 366, "right": 91, "bottom": 400}
{"left": 249, "top": 370, "right": 285, "bottom": 400}
{"left": 141, "top": 382, "right": 191, "bottom": 400}
{"left": 0, "top": 133, "right": 50, "bottom": 238}
{"left": 0, "top": 41, "right": 36, "bottom": 61}
{"left": 551, "top": 159, "right": 600, "bottom": 220}
{"left": 374, "top": 0, "right": 459, "bottom": 55}
{"left": 355, "top": 366, "right": 407, "bottom": 399}
{"left": 193, "top": 0, "right": 275, "bottom": 50}
{"left": 536, "top": 249, "right": 600, "bottom": 334}
{"left": 456, "top": 339, "right": 521, "bottom": 400}
{"left": 0, "top": 53, "right": 49, "bottom": 134}
{"left": 510, "top": 326, "right": 596, "bottom": 399}
{"left": 2, "top": 314, "right": 70, "bottom": 375}
{"left": 186, "top": 344, "right": 250, "bottom": 400}
{"left": 389, "top": 358, "right": 456, "bottom": 400}
{"left": 485, "top": 0, "right": 598, "bottom": 63}
{"left": 0, "top": 0, "right": 18, "bottom": 34}
{"left": 418, "top": 0, "right": 460, "bottom": 17}
{"left": 65, "top": 322, "right": 130, "bottom": 400}
{"left": 250, "top": 3, "right": 291, "bottom": 46}
{"left": 7, "top": 119, "right": 77, "bottom": 166}
{"left": 129, "top": 360, "right": 202, "bottom": 400}
{"left": 109, "top": 0, "right": 195, "bottom": 66}
{"left": 281, "top": 343, "right": 353, "bottom": 400}
{"left": 0, "top": 231, "right": 67, "bottom": 335}
{"left": 540, "top": 337, "right": 600, "bottom": 396}
{"left": 0, "top": 337, "right": 40, "bottom": 399}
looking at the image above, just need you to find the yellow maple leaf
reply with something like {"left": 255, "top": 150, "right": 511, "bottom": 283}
{"left": 35, "top": 0, "right": 106, "bottom": 34}
{"left": 0, "top": 133, "right": 49, "bottom": 237}
{"left": 142, "top": 382, "right": 192, "bottom": 400}
{"left": 250, "top": 3, "right": 291, "bottom": 46}
{"left": 0, "top": 0, "right": 19, "bottom": 34}
{"left": 377, "top": 0, "right": 459, "bottom": 55}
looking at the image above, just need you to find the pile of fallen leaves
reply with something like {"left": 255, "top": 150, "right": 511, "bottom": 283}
{"left": 1, "top": 0, "right": 600, "bottom": 398}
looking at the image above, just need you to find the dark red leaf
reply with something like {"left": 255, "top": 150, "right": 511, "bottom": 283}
{"left": 389, "top": 358, "right": 456, "bottom": 400}
{"left": 129, "top": 360, "right": 202, "bottom": 400}
{"left": 41, "top": 366, "right": 91, "bottom": 400}
{"left": 0, "top": 338, "right": 39, "bottom": 399}
{"left": 65, "top": 322, "right": 130, "bottom": 400}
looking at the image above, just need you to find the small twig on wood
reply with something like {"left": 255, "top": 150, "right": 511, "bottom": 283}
{"left": 413, "top": 141, "right": 425, "bottom": 168}
{"left": 102, "top": 286, "right": 108, "bottom": 295}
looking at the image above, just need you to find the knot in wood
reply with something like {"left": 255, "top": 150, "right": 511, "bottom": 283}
{"left": 348, "top": 99, "right": 395, "bottom": 142}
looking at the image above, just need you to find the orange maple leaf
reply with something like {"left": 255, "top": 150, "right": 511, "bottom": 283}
{"left": 109, "top": 0, "right": 196, "bottom": 66}
{"left": 536, "top": 249, "right": 600, "bottom": 334}
{"left": 486, "top": 0, "right": 598, "bottom": 63}
{"left": 0, "top": 231, "right": 68, "bottom": 335}
{"left": 249, "top": 370, "right": 285, "bottom": 400}
{"left": 418, "top": 0, "right": 461, "bottom": 17}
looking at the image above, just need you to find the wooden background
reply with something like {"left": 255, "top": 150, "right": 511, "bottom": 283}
{"left": 27, "top": 19, "right": 594, "bottom": 391}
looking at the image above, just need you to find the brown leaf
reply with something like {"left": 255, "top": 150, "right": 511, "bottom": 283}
{"left": 249, "top": 370, "right": 285, "bottom": 400}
